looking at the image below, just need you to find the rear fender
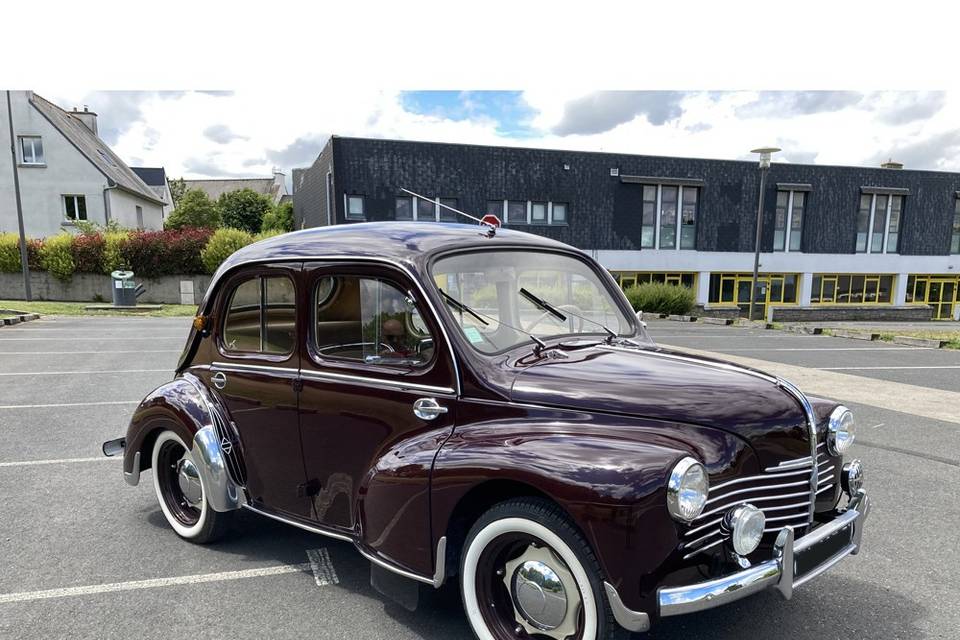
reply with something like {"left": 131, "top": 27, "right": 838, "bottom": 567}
{"left": 123, "top": 373, "right": 245, "bottom": 512}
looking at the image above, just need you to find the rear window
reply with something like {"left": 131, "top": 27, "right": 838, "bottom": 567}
{"left": 222, "top": 275, "right": 296, "bottom": 355}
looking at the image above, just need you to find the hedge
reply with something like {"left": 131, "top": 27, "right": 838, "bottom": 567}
{"left": 623, "top": 282, "right": 695, "bottom": 316}
{"left": 201, "top": 228, "right": 255, "bottom": 274}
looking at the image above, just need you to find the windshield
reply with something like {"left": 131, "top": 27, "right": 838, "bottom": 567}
{"left": 431, "top": 250, "right": 635, "bottom": 354}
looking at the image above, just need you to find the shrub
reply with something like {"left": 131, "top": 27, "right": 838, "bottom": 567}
{"left": 217, "top": 188, "right": 273, "bottom": 234}
{"left": 165, "top": 189, "right": 221, "bottom": 230}
{"left": 26, "top": 238, "right": 43, "bottom": 270}
{"left": 201, "top": 228, "right": 254, "bottom": 274}
{"left": 121, "top": 228, "right": 214, "bottom": 279}
{"left": 262, "top": 201, "right": 294, "bottom": 232}
{"left": 38, "top": 233, "right": 76, "bottom": 281}
{"left": 71, "top": 233, "right": 106, "bottom": 273}
{"left": 623, "top": 282, "right": 695, "bottom": 316}
{"left": 102, "top": 232, "right": 128, "bottom": 274}
{"left": 0, "top": 233, "right": 23, "bottom": 273}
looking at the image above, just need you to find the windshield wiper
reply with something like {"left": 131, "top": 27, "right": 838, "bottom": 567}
{"left": 518, "top": 287, "right": 619, "bottom": 343}
{"left": 439, "top": 289, "right": 488, "bottom": 326}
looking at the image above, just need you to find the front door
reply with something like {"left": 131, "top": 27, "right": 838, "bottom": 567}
{"left": 297, "top": 262, "right": 457, "bottom": 571}
{"left": 206, "top": 264, "right": 311, "bottom": 519}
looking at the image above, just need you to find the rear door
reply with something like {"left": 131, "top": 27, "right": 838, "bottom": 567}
{"left": 206, "top": 263, "right": 311, "bottom": 519}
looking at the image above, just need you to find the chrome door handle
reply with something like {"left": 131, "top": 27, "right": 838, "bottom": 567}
{"left": 413, "top": 397, "right": 448, "bottom": 420}
{"left": 211, "top": 371, "right": 227, "bottom": 390}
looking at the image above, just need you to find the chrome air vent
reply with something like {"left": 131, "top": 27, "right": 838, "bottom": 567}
{"left": 681, "top": 442, "right": 834, "bottom": 560}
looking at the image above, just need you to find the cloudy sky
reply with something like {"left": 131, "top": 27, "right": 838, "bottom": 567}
{"left": 39, "top": 90, "right": 960, "bottom": 185}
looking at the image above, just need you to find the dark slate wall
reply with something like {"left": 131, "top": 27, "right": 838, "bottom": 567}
{"left": 292, "top": 139, "right": 334, "bottom": 229}
{"left": 300, "top": 136, "right": 960, "bottom": 255}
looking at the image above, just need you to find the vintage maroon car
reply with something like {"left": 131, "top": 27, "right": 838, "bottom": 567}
{"left": 104, "top": 222, "right": 869, "bottom": 639}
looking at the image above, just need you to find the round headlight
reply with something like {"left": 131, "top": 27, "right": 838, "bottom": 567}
{"left": 827, "top": 406, "right": 856, "bottom": 456}
{"left": 667, "top": 457, "right": 709, "bottom": 522}
{"left": 724, "top": 504, "right": 766, "bottom": 556}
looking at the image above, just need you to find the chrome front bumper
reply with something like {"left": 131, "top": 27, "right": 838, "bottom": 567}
{"left": 605, "top": 489, "right": 871, "bottom": 632}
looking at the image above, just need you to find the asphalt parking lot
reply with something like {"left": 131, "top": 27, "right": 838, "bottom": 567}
{"left": 1, "top": 315, "right": 958, "bottom": 639}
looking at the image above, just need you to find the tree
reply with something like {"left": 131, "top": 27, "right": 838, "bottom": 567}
{"left": 217, "top": 188, "right": 273, "bottom": 234}
{"left": 168, "top": 177, "right": 187, "bottom": 208}
{"left": 261, "top": 200, "right": 295, "bottom": 232}
{"left": 164, "top": 189, "right": 221, "bottom": 229}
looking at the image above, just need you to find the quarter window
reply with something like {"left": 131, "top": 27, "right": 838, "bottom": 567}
{"left": 346, "top": 195, "right": 365, "bottom": 220}
{"left": 856, "top": 194, "right": 902, "bottom": 254}
{"left": 313, "top": 276, "right": 434, "bottom": 367}
{"left": 222, "top": 275, "right": 296, "bottom": 355}
{"left": 64, "top": 195, "right": 87, "bottom": 221}
{"left": 19, "top": 136, "right": 44, "bottom": 165}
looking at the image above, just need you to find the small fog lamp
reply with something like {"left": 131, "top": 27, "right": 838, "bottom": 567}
{"left": 724, "top": 504, "right": 766, "bottom": 556}
{"left": 841, "top": 459, "right": 864, "bottom": 496}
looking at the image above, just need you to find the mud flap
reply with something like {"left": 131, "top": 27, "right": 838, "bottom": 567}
{"left": 370, "top": 563, "right": 420, "bottom": 612}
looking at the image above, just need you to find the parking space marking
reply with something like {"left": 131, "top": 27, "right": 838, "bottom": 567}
{"left": 0, "top": 563, "right": 314, "bottom": 605}
{"left": 707, "top": 347, "right": 929, "bottom": 352}
{"left": 0, "top": 400, "right": 139, "bottom": 410}
{"left": 306, "top": 548, "right": 340, "bottom": 587}
{"left": 0, "top": 457, "right": 114, "bottom": 468}
{"left": 0, "top": 350, "right": 181, "bottom": 355}
{"left": 0, "top": 337, "right": 183, "bottom": 341}
{"left": 818, "top": 365, "right": 960, "bottom": 370}
{"left": 0, "top": 369, "right": 169, "bottom": 377}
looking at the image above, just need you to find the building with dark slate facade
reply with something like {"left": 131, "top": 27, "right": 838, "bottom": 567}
{"left": 293, "top": 136, "right": 960, "bottom": 321}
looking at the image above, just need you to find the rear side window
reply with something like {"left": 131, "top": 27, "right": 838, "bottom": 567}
{"left": 313, "top": 275, "right": 435, "bottom": 367}
{"left": 222, "top": 275, "right": 296, "bottom": 355}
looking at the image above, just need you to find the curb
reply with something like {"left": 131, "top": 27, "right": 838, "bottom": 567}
{"left": 0, "top": 309, "right": 41, "bottom": 327}
{"left": 890, "top": 335, "right": 948, "bottom": 349}
{"left": 827, "top": 329, "right": 879, "bottom": 341}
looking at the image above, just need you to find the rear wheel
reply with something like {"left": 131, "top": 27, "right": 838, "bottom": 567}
{"left": 460, "top": 498, "right": 627, "bottom": 640}
{"left": 151, "top": 430, "right": 231, "bottom": 543}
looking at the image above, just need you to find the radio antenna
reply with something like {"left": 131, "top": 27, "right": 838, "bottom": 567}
{"left": 399, "top": 187, "right": 497, "bottom": 233}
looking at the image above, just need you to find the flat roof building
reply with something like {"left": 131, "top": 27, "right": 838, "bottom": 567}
{"left": 293, "top": 136, "right": 960, "bottom": 321}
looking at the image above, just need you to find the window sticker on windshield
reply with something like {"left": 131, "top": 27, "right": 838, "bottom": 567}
{"left": 463, "top": 326, "right": 484, "bottom": 344}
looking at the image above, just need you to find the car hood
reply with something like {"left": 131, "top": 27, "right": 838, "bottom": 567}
{"left": 510, "top": 343, "right": 810, "bottom": 462}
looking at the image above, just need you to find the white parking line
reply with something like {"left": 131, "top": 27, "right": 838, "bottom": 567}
{"left": 0, "top": 350, "right": 181, "bottom": 355}
{"left": 0, "top": 337, "right": 183, "bottom": 341}
{"left": 0, "top": 563, "right": 313, "bottom": 604}
{"left": 307, "top": 548, "right": 340, "bottom": 586}
{"left": 0, "top": 457, "right": 114, "bottom": 467}
{"left": 0, "top": 369, "right": 169, "bottom": 377}
{"left": 0, "top": 400, "right": 139, "bottom": 410}
{"left": 818, "top": 365, "right": 960, "bottom": 370}
{"left": 671, "top": 346, "right": 929, "bottom": 352}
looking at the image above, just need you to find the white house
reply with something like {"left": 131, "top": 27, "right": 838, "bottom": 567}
{"left": 182, "top": 170, "right": 289, "bottom": 205}
{"left": 131, "top": 166, "right": 175, "bottom": 220}
{"left": 0, "top": 91, "right": 165, "bottom": 237}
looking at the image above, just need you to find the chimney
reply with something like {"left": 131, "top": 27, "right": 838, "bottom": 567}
{"left": 71, "top": 105, "right": 98, "bottom": 135}
{"left": 881, "top": 159, "right": 903, "bottom": 169}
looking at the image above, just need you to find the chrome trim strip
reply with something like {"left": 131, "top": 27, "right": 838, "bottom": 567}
{"left": 775, "top": 377, "right": 819, "bottom": 525}
{"left": 599, "top": 345, "right": 778, "bottom": 383}
{"left": 682, "top": 537, "right": 725, "bottom": 559}
{"left": 705, "top": 479, "right": 810, "bottom": 505}
{"left": 123, "top": 451, "right": 140, "bottom": 486}
{"left": 603, "top": 582, "right": 651, "bottom": 632}
{"left": 681, "top": 528, "right": 725, "bottom": 550}
{"left": 685, "top": 516, "right": 724, "bottom": 537}
{"left": 662, "top": 489, "right": 870, "bottom": 616}
{"left": 210, "top": 361, "right": 300, "bottom": 377}
{"left": 710, "top": 467, "right": 812, "bottom": 492}
{"left": 242, "top": 504, "right": 446, "bottom": 587}
{"left": 695, "top": 490, "right": 813, "bottom": 521}
{"left": 299, "top": 368, "right": 455, "bottom": 396}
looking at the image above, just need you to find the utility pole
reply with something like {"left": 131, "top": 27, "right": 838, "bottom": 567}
{"left": 748, "top": 147, "right": 779, "bottom": 321}
{"left": 6, "top": 90, "right": 32, "bottom": 301}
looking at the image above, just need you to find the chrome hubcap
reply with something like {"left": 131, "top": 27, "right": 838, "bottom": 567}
{"left": 502, "top": 544, "right": 581, "bottom": 639}
{"left": 175, "top": 457, "right": 203, "bottom": 507}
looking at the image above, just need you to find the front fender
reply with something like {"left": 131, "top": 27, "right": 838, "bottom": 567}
{"left": 123, "top": 374, "right": 245, "bottom": 512}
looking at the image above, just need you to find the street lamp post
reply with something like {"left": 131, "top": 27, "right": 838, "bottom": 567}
{"left": 5, "top": 90, "right": 31, "bottom": 301}
{"left": 748, "top": 146, "right": 779, "bottom": 322}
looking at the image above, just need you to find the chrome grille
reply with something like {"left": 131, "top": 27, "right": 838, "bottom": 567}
{"left": 681, "top": 442, "right": 834, "bottom": 560}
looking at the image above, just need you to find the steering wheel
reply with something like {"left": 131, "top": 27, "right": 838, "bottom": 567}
{"left": 524, "top": 304, "right": 586, "bottom": 334}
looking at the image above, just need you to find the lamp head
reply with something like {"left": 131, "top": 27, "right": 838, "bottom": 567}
{"left": 750, "top": 146, "right": 781, "bottom": 169}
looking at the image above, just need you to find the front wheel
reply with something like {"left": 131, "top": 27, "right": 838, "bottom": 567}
{"left": 151, "top": 430, "right": 231, "bottom": 543}
{"left": 460, "top": 498, "right": 627, "bottom": 640}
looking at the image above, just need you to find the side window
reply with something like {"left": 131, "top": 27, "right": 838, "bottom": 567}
{"left": 222, "top": 275, "right": 296, "bottom": 355}
{"left": 314, "top": 275, "right": 435, "bottom": 367}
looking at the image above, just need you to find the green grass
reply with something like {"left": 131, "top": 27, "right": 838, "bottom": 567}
{"left": 0, "top": 300, "right": 197, "bottom": 317}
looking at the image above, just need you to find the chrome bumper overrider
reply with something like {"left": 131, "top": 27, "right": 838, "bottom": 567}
{"left": 605, "top": 489, "right": 870, "bottom": 632}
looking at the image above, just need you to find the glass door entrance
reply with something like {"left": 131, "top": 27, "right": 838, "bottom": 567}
{"left": 907, "top": 276, "right": 959, "bottom": 320}
{"left": 711, "top": 273, "right": 798, "bottom": 319}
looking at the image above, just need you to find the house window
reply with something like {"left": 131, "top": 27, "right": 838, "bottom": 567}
{"left": 395, "top": 196, "right": 413, "bottom": 220}
{"left": 486, "top": 200, "right": 504, "bottom": 221}
{"left": 416, "top": 198, "right": 436, "bottom": 222}
{"left": 856, "top": 193, "right": 902, "bottom": 253}
{"left": 439, "top": 198, "right": 459, "bottom": 222}
{"left": 135, "top": 206, "right": 144, "bottom": 230}
{"left": 63, "top": 195, "right": 87, "bottom": 221}
{"left": 507, "top": 201, "right": 526, "bottom": 225}
{"left": 531, "top": 202, "right": 548, "bottom": 224}
{"left": 774, "top": 190, "right": 805, "bottom": 252}
{"left": 952, "top": 198, "right": 960, "bottom": 254}
{"left": 19, "top": 136, "right": 44, "bottom": 165}
{"left": 615, "top": 272, "right": 696, "bottom": 290}
{"left": 346, "top": 195, "right": 365, "bottom": 220}
{"left": 552, "top": 202, "right": 567, "bottom": 224}
{"left": 641, "top": 184, "right": 698, "bottom": 249}
{"left": 811, "top": 274, "right": 894, "bottom": 304}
